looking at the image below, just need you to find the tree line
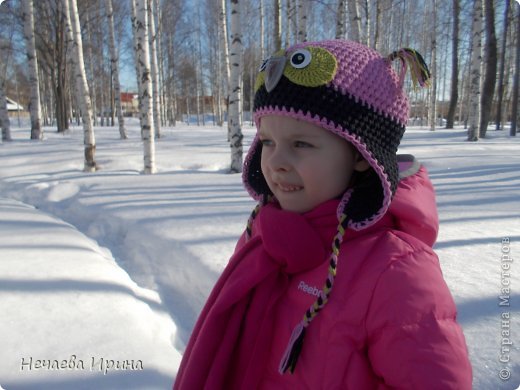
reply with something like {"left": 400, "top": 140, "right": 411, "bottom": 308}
{"left": 0, "top": 0, "right": 518, "bottom": 174}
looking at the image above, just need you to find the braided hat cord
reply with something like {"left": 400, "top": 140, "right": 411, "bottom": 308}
{"left": 278, "top": 213, "right": 349, "bottom": 374}
{"left": 245, "top": 203, "right": 261, "bottom": 241}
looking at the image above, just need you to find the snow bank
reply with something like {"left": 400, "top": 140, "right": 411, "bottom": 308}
{"left": 0, "top": 198, "right": 180, "bottom": 389}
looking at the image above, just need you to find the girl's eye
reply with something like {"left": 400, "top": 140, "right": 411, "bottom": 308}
{"left": 260, "top": 139, "right": 273, "bottom": 147}
{"left": 294, "top": 141, "right": 313, "bottom": 148}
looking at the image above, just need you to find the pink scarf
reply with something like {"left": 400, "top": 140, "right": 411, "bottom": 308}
{"left": 174, "top": 201, "right": 338, "bottom": 389}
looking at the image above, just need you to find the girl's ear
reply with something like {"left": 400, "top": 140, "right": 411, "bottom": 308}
{"left": 354, "top": 153, "right": 370, "bottom": 172}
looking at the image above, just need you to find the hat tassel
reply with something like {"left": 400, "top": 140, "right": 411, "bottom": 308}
{"left": 387, "top": 48, "right": 431, "bottom": 89}
{"left": 279, "top": 322, "right": 306, "bottom": 374}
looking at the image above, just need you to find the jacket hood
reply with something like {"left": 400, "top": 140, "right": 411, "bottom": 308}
{"left": 388, "top": 154, "right": 438, "bottom": 247}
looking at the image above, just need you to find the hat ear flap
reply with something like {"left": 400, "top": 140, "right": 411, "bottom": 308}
{"left": 387, "top": 48, "right": 431, "bottom": 89}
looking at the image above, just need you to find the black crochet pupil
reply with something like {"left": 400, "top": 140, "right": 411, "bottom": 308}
{"left": 292, "top": 54, "right": 305, "bottom": 65}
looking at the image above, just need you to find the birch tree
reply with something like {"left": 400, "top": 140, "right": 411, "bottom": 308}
{"left": 131, "top": 0, "right": 143, "bottom": 113}
{"left": 148, "top": 0, "right": 161, "bottom": 138}
{"left": 446, "top": 0, "right": 460, "bottom": 128}
{"left": 134, "top": 0, "right": 156, "bottom": 173}
{"left": 259, "top": 0, "right": 265, "bottom": 58}
{"left": 155, "top": 0, "right": 166, "bottom": 127}
{"left": 229, "top": 0, "right": 243, "bottom": 173}
{"left": 495, "top": 0, "right": 511, "bottom": 130}
{"left": 428, "top": 0, "right": 437, "bottom": 131}
{"left": 105, "top": 0, "right": 127, "bottom": 139}
{"left": 510, "top": 5, "right": 519, "bottom": 137}
{"left": 219, "top": 0, "right": 230, "bottom": 129}
{"left": 479, "top": 0, "right": 497, "bottom": 138}
{"left": 273, "top": 0, "right": 282, "bottom": 51}
{"left": 373, "top": 0, "right": 382, "bottom": 50}
{"left": 297, "top": 0, "right": 307, "bottom": 42}
{"left": 287, "top": 0, "right": 297, "bottom": 45}
{"left": 363, "top": 0, "right": 371, "bottom": 47}
{"left": 84, "top": 6, "right": 97, "bottom": 126}
{"left": 21, "top": 0, "right": 43, "bottom": 140}
{"left": 0, "top": 24, "right": 12, "bottom": 142}
{"left": 467, "top": 0, "right": 483, "bottom": 142}
{"left": 65, "top": 0, "right": 97, "bottom": 170}
{"left": 0, "top": 82, "right": 10, "bottom": 142}
{"left": 348, "top": 0, "right": 362, "bottom": 42}
{"left": 336, "top": 0, "right": 346, "bottom": 39}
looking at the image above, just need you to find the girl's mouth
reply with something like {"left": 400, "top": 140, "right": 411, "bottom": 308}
{"left": 277, "top": 183, "right": 303, "bottom": 192}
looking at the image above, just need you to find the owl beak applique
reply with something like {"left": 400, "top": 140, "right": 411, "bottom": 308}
{"left": 265, "top": 56, "right": 287, "bottom": 93}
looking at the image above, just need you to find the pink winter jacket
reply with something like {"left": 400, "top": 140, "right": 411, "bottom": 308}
{"left": 175, "top": 162, "right": 473, "bottom": 389}
{"left": 236, "top": 164, "right": 472, "bottom": 389}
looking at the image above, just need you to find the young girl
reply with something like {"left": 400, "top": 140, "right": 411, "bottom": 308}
{"left": 174, "top": 40, "right": 472, "bottom": 389}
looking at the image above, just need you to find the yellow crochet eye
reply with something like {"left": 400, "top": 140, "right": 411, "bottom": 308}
{"left": 283, "top": 46, "right": 337, "bottom": 88}
{"left": 289, "top": 49, "right": 312, "bottom": 69}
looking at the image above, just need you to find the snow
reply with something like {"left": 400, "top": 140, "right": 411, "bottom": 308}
{"left": 1, "top": 118, "right": 519, "bottom": 389}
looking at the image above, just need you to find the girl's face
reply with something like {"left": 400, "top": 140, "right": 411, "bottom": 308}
{"left": 259, "top": 115, "right": 368, "bottom": 213}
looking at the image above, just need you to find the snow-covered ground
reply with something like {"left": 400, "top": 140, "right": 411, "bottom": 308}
{"left": 0, "top": 117, "right": 519, "bottom": 389}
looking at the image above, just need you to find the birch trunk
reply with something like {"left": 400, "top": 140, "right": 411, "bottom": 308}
{"left": 166, "top": 31, "right": 177, "bottom": 126}
{"left": 229, "top": 0, "right": 243, "bottom": 173}
{"left": 467, "top": 0, "right": 483, "bottom": 142}
{"left": 65, "top": 0, "right": 97, "bottom": 170}
{"left": 446, "top": 0, "right": 460, "bottom": 128}
{"left": 197, "top": 14, "right": 205, "bottom": 126}
{"left": 215, "top": 22, "right": 223, "bottom": 126}
{"left": 134, "top": 0, "right": 156, "bottom": 173}
{"left": 347, "top": 0, "right": 361, "bottom": 42}
{"left": 495, "top": 0, "right": 511, "bottom": 130}
{"left": 85, "top": 7, "right": 97, "bottom": 126}
{"left": 364, "top": 0, "right": 371, "bottom": 47}
{"left": 260, "top": 0, "right": 265, "bottom": 58}
{"left": 131, "top": 0, "right": 143, "bottom": 123}
{"left": 22, "top": 0, "right": 43, "bottom": 140}
{"left": 297, "top": 0, "right": 307, "bottom": 42}
{"left": 373, "top": 0, "right": 382, "bottom": 50}
{"left": 273, "top": 0, "right": 282, "bottom": 51}
{"left": 219, "top": 0, "right": 230, "bottom": 129}
{"left": 510, "top": 5, "right": 519, "bottom": 137}
{"left": 105, "top": 0, "right": 127, "bottom": 139}
{"left": 0, "top": 31, "right": 11, "bottom": 142}
{"left": 282, "top": 0, "right": 292, "bottom": 47}
{"left": 479, "top": 0, "right": 497, "bottom": 138}
{"left": 428, "top": 0, "right": 437, "bottom": 131}
{"left": 336, "top": 0, "right": 346, "bottom": 39}
{"left": 0, "top": 84, "right": 11, "bottom": 142}
{"left": 155, "top": 0, "right": 166, "bottom": 127}
{"left": 148, "top": 0, "right": 161, "bottom": 138}
{"left": 287, "top": 0, "right": 295, "bottom": 45}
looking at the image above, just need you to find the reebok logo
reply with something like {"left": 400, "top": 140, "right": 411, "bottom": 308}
{"left": 298, "top": 281, "right": 321, "bottom": 297}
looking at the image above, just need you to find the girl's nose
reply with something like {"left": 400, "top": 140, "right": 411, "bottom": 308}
{"left": 267, "top": 147, "right": 291, "bottom": 172}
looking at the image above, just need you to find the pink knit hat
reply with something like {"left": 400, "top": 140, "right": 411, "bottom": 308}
{"left": 242, "top": 39, "right": 430, "bottom": 374}
{"left": 243, "top": 39, "right": 430, "bottom": 230}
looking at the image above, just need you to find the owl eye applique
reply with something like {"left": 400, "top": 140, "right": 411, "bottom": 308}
{"left": 289, "top": 49, "right": 312, "bottom": 69}
{"left": 284, "top": 46, "right": 337, "bottom": 88}
{"left": 254, "top": 46, "right": 338, "bottom": 92}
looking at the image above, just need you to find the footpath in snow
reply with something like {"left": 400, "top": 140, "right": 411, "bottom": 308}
{"left": 0, "top": 198, "right": 179, "bottom": 390}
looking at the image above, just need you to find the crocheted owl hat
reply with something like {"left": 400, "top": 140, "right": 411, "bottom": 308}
{"left": 244, "top": 39, "right": 430, "bottom": 229}
{"left": 242, "top": 39, "right": 430, "bottom": 374}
